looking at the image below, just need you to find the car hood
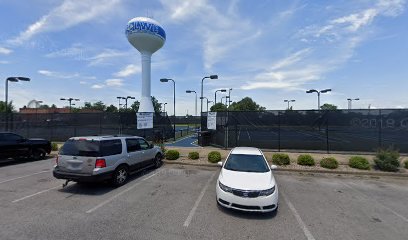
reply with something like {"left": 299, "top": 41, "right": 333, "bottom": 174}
{"left": 218, "top": 169, "right": 275, "bottom": 190}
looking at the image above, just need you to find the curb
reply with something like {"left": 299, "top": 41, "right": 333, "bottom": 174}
{"left": 163, "top": 160, "right": 408, "bottom": 178}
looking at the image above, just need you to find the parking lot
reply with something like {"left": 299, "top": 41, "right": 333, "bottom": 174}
{"left": 1, "top": 158, "right": 408, "bottom": 240}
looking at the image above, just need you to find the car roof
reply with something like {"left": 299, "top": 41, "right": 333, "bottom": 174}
{"left": 230, "top": 147, "right": 263, "bottom": 155}
{"left": 69, "top": 135, "right": 144, "bottom": 141}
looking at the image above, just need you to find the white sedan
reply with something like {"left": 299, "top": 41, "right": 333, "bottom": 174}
{"left": 216, "top": 147, "right": 279, "bottom": 213}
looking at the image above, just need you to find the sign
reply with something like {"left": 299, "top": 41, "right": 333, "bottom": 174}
{"left": 137, "top": 112, "right": 153, "bottom": 129}
{"left": 126, "top": 21, "right": 166, "bottom": 40}
{"left": 207, "top": 112, "right": 217, "bottom": 130}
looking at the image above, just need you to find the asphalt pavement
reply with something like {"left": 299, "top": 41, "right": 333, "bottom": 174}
{"left": 1, "top": 158, "right": 408, "bottom": 240}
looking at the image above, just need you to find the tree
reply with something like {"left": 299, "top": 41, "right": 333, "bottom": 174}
{"left": 320, "top": 103, "right": 338, "bottom": 110}
{"left": 210, "top": 103, "right": 227, "bottom": 112}
{"left": 83, "top": 101, "right": 106, "bottom": 111}
{"left": 129, "top": 97, "right": 161, "bottom": 113}
{"left": 228, "top": 97, "right": 266, "bottom": 111}
{"left": 106, "top": 104, "right": 118, "bottom": 112}
{"left": 39, "top": 104, "right": 50, "bottom": 109}
{"left": 0, "top": 101, "right": 15, "bottom": 113}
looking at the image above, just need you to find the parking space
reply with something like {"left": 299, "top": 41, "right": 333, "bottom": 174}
{"left": 1, "top": 160, "right": 408, "bottom": 240}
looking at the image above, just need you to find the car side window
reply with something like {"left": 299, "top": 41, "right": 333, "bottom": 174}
{"left": 137, "top": 139, "right": 150, "bottom": 150}
{"left": 100, "top": 140, "right": 122, "bottom": 156}
{"left": 4, "top": 133, "right": 23, "bottom": 141}
{"left": 126, "top": 139, "right": 141, "bottom": 153}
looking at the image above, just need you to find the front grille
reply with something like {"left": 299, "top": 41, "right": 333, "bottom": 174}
{"left": 232, "top": 189, "right": 260, "bottom": 198}
{"left": 231, "top": 203, "right": 261, "bottom": 210}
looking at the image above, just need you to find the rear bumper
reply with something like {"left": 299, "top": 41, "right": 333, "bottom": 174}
{"left": 53, "top": 167, "right": 113, "bottom": 182}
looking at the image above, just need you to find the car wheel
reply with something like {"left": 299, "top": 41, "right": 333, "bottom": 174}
{"left": 154, "top": 153, "right": 162, "bottom": 168}
{"left": 112, "top": 166, "right": 129, "bottom": 187}
{"left": 32, "top": 149, "right": 45, "bottom": 161}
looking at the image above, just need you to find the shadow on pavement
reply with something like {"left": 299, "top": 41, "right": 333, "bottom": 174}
{"left": 0, "top": 155, "right": 54, "bottom": 168}
{"left": 57, "top": 167, "right": 156, "bottom": 196}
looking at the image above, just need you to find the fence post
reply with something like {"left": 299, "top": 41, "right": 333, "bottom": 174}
{"left": 99, "top": 113, "right": 102, "bottom": 135}
{"left": 326, "top": 111, "right": 329, "bottom": 154}
{"left": 378, "top": 109, "right": 382, "bottom": 148}
{"left": 235, "top": 123, "right": 238, "bottom": 147}
{"left": 278, "top": 111, "right": 281, "bottom": 152}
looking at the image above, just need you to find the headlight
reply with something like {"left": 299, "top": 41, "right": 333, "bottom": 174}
{"left": 259, "top": 186, "right": 275, "bottom": 196}
{"left": 218, "top": 181, "right": 232, "bottom": 193}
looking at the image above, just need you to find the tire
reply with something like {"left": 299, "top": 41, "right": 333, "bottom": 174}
{"left": 32, "top": 149, "right": 46, "bottom": 161}
{"left": 111, "top": 165, "right": 129, "bottom": 187}
{"left": 154, "top": 153, "right": 162, "bottom": 169}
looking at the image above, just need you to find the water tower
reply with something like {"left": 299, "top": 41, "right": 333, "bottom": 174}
{"left": 126, "top": 17, "right": 166, "bottom": 112}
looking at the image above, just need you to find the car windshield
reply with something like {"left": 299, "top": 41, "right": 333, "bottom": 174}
{"left": 224, "top": 154, "right": 270, "bottom": 173}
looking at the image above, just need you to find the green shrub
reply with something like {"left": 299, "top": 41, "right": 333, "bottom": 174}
{"left": 320, "top": 157, "right": 338, "bottom": 169}
{"left": 404, "top": 160, "right": 408, "bottom": 169}
{"left": 272, "top": 153, "right": 290, "bottom": 165}
{"left": 297, "top": 154, "right": 315, "bottom": 166}
{"left": 349, "top": 156, "right": 370, "bottom": 170}
{"left": 158, "top": 143, "right": 167, "bottom": 155}
{"left": 188, "top": 151, "right": 199, "bottom": 160}
{"left": 165, "top": 150, "right": 180, "bottom": 160}
{"left": 374, "top": 148, "right": 400, "bottom": 172}
{"left": 51, "top": 142, "right": 59, "bottom": 151}
{"left": 208, "top": 151, "right": 221, "bottom": 163}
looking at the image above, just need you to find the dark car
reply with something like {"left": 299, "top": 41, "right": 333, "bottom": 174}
{"left": 0, "top": 132, "right": 51, "bottom": 160}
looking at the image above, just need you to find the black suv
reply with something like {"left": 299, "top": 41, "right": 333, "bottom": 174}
{"left": 0, "top": 132, "right": 51, "bottom": 160}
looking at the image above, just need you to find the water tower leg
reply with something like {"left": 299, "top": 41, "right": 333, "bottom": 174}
{"left": 139, "top": 52, "right": 154, "bottom": 112}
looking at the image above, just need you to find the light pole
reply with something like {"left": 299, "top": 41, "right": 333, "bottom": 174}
{"left": 347, "top": 98, "right": 359, "bottom": 109}
{"left": 160, "top": 78, "right": 176, "bottom": 140}
{"left": 228, "top": 88, "right": 232, "bottom": 107}
{"left": 200, "top": 75, "right": 218, "bottom": 115}
{"left": 116, "top": 96, "right": 123, "bottom": 110}
{"left": 186, "top": 90, "right": 197, "bottom": 116}
{"left": 162, "top": 102, "right": 167, "bottom": 114}
{"left": 283, "top": 99, "right": 296, "bottom": 110}
{"left": 60, "top": 98, "right": 80, "bottom": 112}
{"left": 125, "top": 96, "right": 135, "bottom": 110}
{"left": 200, "top": 97, "right": 212, "bottom": 112}
{"left": 5, "top": 77, "right": 30, "bottom": 130}
{"left": 306, "top": 89, "right": 331, "bottom": 110}
{"left": 214, "top": 89, "right": 227, "bottom": 104}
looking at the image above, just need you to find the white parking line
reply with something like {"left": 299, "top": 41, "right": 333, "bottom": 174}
{"left": 0, "top": 170, "right": 50, "bottom": 184}
{"left": 12, "top": 186, "right": 60, "bottom": 203}
{"left": 183, "top": 171, "right": 217, "bottom": 227}
{"left": 86, "top": 170, "right": 162, "bottom": 214}
{"left": 342, "top": 182, "right": 408, "bottom": 223}
{"left": 281, "top": 191, "right": 316, "bottom": 240}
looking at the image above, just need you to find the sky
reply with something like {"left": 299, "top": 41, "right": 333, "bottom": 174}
{"left": 0, "top": 0, "right": 407, "bottom": 115}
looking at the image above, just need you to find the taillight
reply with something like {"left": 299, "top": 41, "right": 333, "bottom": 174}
{"left": 56, "top": 155, "right": 59, "bottom": 165}
{"left": 95, "top": 158, "right": 106, "bottom": 168}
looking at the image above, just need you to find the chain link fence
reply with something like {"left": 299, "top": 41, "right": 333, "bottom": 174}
{"left": 0, "top": 112, "right": 174, "bottom": 142}
{"left": 200, "top": 109, "right": 408, "bottom": 153}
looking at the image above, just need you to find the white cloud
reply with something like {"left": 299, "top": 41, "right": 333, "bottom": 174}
{"left": 0, "top": 60, "right": 10, "bottom": 64}
{"left": 38, "top": 70, "right": 79, "bottom": 79}
{"left": 114, "top": 64, "right": 141, "bottom": 77}
{"left": 45, "top": 44, "right": 85, "bottom": 59}
{"left": 8, "top": 0, "right": 121, "bottom": 45}
{"left": 38, "top": 69, "right": 95, "bottom": 80}
{"left": 159, "top": 0, "right": 262, "bottom": 70}
{"left": 105, "top": 78, "right": 124, "bottom": 87}
{"left": 91, "top": 84, "right": 104, "bottom": 89}
{"left": 88, "top": 49, "right": 130, "bottom": 66}
{"left": 0, "top": 47, "right": 12, "bottom": 55}
{"left": 79, "top": 81, "right": 88, "bottom": 85}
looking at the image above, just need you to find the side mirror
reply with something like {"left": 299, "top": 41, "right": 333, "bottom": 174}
{"left": 270, "top": 164, "right": 278, "bottom": 170}
{"left": 149, "top": 144, "right": 154, "bottom": 149}
{"left": 217, "top": 161, "right": 223, "bottom": 167}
